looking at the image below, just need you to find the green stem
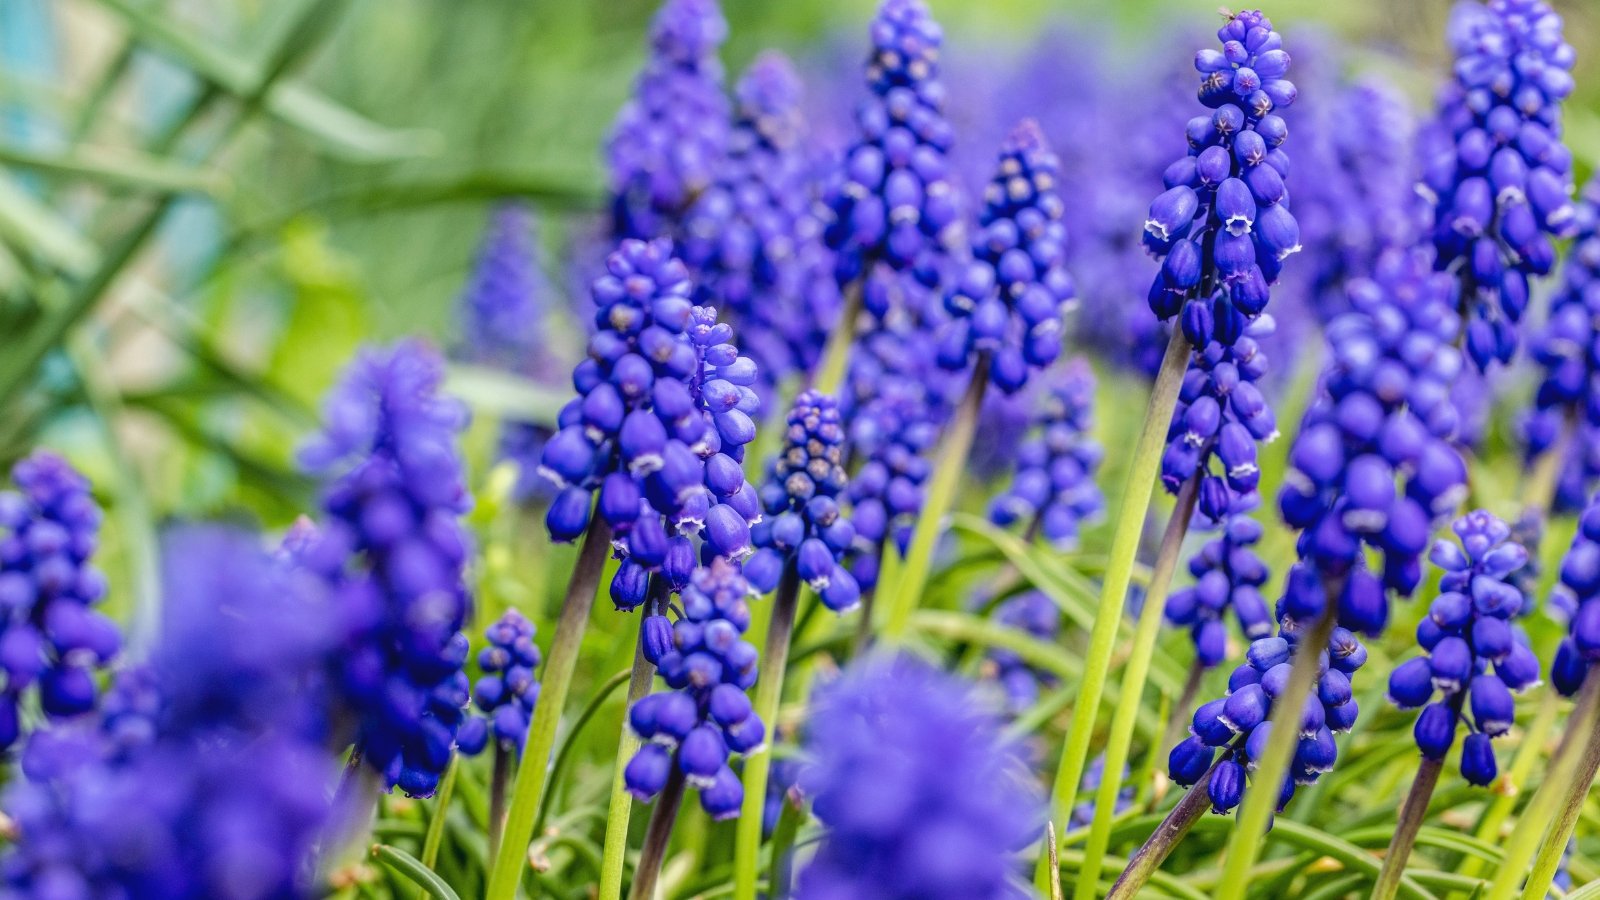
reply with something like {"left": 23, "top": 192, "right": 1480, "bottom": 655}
{"left": 1214, "top": 601, "right": 1340, "bottom": 900}
{"left": 811, "top": 280, "right": 863, "bottom": 396}
{"left": 486, "top": 515, "right": 614, "bottom": 900}
{"left": 627, "top": 768, "right": 687, "bottom": 900}
{"left": 488, "top": 747, "right": 509, "bottom": 863}
{"left": 1515, "top": 675, "right": 1600, "bottom": 900}
{"left": 767, "top": 790, "right": 804, "bottom": 900}
{"left": 600, "top": 602, "right": 663, "bottom": 900}
{"left": 533, "top": 667, "right": 632, "bottom": 837}
{"left": 1075, "top": 471, "right": 1200, "bottom": 900}
{"left": 1035, "top": 328, "right": 1192, "bottom": 890}
{"left": 1485, "top": 671, "right": 1600, "bottom": 900}
{"left": 1107, "top": 750, "right": 1227, "bottom": 900}
{"left": 416, "top": 756, "right": 459, "bottom": 900}
{"left": 733, "top": 565, "right": 802, "bottom": 900}
{"left": 1372, "top": 754, "right": 1446, "bottom": 900}
{"left": 881, "top": 352, "right": 990, "bottom": 641}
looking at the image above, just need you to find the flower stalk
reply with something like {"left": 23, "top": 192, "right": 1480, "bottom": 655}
{"left": 733, "top": 564, "right": 802, "bottom": 900}
{"left": 599, "top": 600, "right": 664, "bottom": 900}
{"left": 629, "top": 768, "right": 688, "bottom": 900}
{"left": 1107, "top": 750, "right": 1227, "bottom": 900}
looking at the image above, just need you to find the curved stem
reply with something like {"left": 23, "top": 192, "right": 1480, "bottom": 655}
{"left": 1108, "top": 752, "right": 1226, "bottom": 900}
{"left": 1075, "top": 471, "right": 1201, "bottom": 900}
{"left": 811, "top": 280, "right": 863, "bottom": 396}
{"left": 628, "top": 767, "right": 688, "bottom": 900}
{"left": 1520, "top": 705, "right": 1600, "bottom": 900}
{"left": 1214, "top": 601, "right": 1339, "bottom": 900}
{"left": 599, "top": 598, "right": 663, "bottom": 900}
{"left": 486, "top": 514, "right": 614, "bottom": 900}
{"left": 1035, "top": 328, "right": 1193, "bottom": 890}
{"left": 732, "top": 565, "right": 803, "bottom": 900}
{"left": 1372, "top": 756, "right": 1444, "bottom": 900}
{"left": 881, "top": 352, "right": 991, "bottom": 641}
{"left": 534, "top": 667, "right": 633, "bottom": 837}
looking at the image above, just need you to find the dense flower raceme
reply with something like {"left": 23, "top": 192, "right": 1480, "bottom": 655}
{"left": 679, "top": 52, "right": 841, "bottom": 397}
{"left": 624, "top": 559, "right": 763, "bottom": 819}
{"left": 607, "top": 0, "right": 730, "bottom": 242}
{"left": 1421, "top": 0, "right": 1577, "bottom": 370}
{"left": 294, "top": 340, "right": 474, "bottom": 798}
{"left": 983, "top": 590, "right": 1060, "bottom": 715}
{"left": 1549, "top": 497, "right": 1600, "bottom": 697}
{"left": 1144, "top": 10, "right": 1301, "bottom": 351}
{"left": 934, "top": 119, "right": 1074, "bottom": 392}
{"left": 744, "top": 391, "right": 861, "bottom": 611}
{"left": 1, "top": 526, "right": 339, "bottom": 900}
{"left": 455, "top": 204, "right": 562, "bottom": 502}
{"left": 1165, "top": 495, "right": 1274, "bottom": 668}
{"left": 795, "top": 653, "right": 1042, "bottom": 899}
{"left": 0, "top": 452, "right": 119, "bottom": 743}
{"left": 538, "top": 239, "right": 762, "bottom": 606}
{"left": 1161, "top": 314, "right": 1278, "bottom": 520}
{"left": 1527, "top": 178, "right": 1600, "bottom": 511}
{"left": 822, "top": 0, "right": 963, "bottom": 310}
{"left": 456, "top": 610, "right": 541, "bottom": 757}
{"left": 1280, "top": 248, "right": 1467, "bottom": 605}
{"left": 1387, "top": 511, "right": 1539, "bottom": 786}
{"left": 988, "top": 357, "right": 1105, "bottom": 548}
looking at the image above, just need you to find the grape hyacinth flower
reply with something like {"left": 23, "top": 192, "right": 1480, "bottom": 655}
{"left": 1145, "top": 9, "right": 1300, "bottom": 350}
{"left": 935, "top": 119, "right": 1075, "bottom": 393}
{"left": 1549, "top": 497, "right": 1600, "bottom": 697}
{"left": 1387, "top": 510, "right": 1538, "bottom": 786}
{"left": 607, "top": 0, "right": 730, "bottom": 242}
{"left": 1165, "top": 495, "right": 1273, "bottom": 668}
{"left": 744, "top": 391, "right": 861, "bottom": 611}
{"left": 1420, "top": 0, "right": 1577, "bottom": 369}
{"left": 1526, "top": 179, "right": 1600, "bottom": 511}
{"left": 679, "top": 52, "right": 840, "bottom": 397}
{"left": 457, "top": 610, "right": 541, "bottom": 757}
{"left": 538, "top": 239, "right": 761, "bottom": 605}
{"left": 0, "top": 451, "right": 118, "bottom": 744}
{"left": 984, "top": 590, "right": 1060, "bottom": 715}
{"left": 988, "top": 358, "right": 1105, "bottom": 548}
{"left": 294, "top": 340, "right": 474, "bottom": 798}
{"left": 795, "top": 654, "right": 1042, "bottom": 899}
{"left": 624, "top": 559, "right": 763, "bottom": 819}
{"left": 1169, "top": 611, "right": 1367, "bottom": 813}
{"left": 1161, "top": 314, "right": 1279, "bottom": 521}
{"left": 822, "top": 0, "right": 962, "bottom": 311}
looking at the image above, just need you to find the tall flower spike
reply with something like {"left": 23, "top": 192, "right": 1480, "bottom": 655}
{"left": 822, "top": 0, "right": 961, "bottom": 312}
{"left": 795, "top": 654, "right": 1042, "bottom": 899}
{"left": 1165, "top": 494, "right": 1274, "bottom": 668}
{"left": 1549, "top": 497, "right": 1600, "bottom": 697}
{"left": 988, "top": 358, "right": 1105, "bottom": 548}
{"left": 935, "top": 119, "right": 1075, "bottom": 392}
{"left": 607, "top": 0, "right": 730, "bottom": 242}
{"left": 1526, "top": 179, "right": 1600, "bottom": 511}
{"left": 295, "top": 340, "right": 474, "bottom": 798}
{"left": 1387, "top": 510, "right": 1536, "bottom": 786}
{"left": 1421, "top": 0, "right": 1577, "bottom": 370}
{"left": 624, "top": 559, "right": 762, "bottom": 819}
{"left": 1146, "top": 9, "right": 1300, "bottom": 350}
{"left": 456, "top": 610, "right": 541, "bottom": 757}
{"left": 0, "top": 451, "right": 118, "bottom": 744}
{"left": 538, "top": 239, "right": 761, "bottom": 605}
{"left": 744, "top": 391, "right": 860, "bottom": 612}
{"left": 679, "top": 52, "right": 840, "bottom": 398}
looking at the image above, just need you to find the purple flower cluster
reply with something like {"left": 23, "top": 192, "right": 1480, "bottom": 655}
{"left": 796, "top": 654, "right": 1041, "bottom": 899}
{"left": 607, "top": 0, "right": 730, "bottom": 242}
{"left": 625, "top": 559, "right": 762, "bottom": 819}
{"left": 0, "top": 452, "right": 118, "bottom": 742}
{"left": 1161, "top": 315, "right": 1278, "bottom": 520}
{"left": 822, "top": 0, "right": 962, "bottom": 302}
{"left": 1170, "top": 612, "right": 1367, "bottom": 813}
{"left": 538, "top": 239, "right": 761, "bottom": 606}
{"left": 1421, "top": 0, "right": 1577, "bottom": 369}
{"left": 745, "top": 391, "right": 861, "bottom": 611}
{"left": 1527, "top": 179, "right": 1600, "bottom": 510}
{"left": 1144, "top": 10, "right": 1300, "bottom": 350}
{"left": 1280, "top": 249, "right": 1467, "bottom": 607}
{"left": 1, "top": 526, "right": 338, "bottom": 900}
{"left": 1551, "top": 499, "right": 1600, "bottom": 696}
{"left": 679, "top": 52, "right": 840, "bottom": 397}
{"left": 935, "top": 119, "right": 1073, "bottom": 392}
{"left": 1166, "top": 498, "right": 1273, "bottom": 668}
{"left": 1388, "top": 511, "right": 1539, "bottom": 786}
{"left": 457, "top": 610, "right": 541, "bottom": 757}
{"left": 985, "top": 590, "right": 1059, "bottom": 714}
{"left": 295, "top": 340, "right": 474, "bottom": 798}
{"left": 988, "top": 358, "right": 1104, "bottom": 548}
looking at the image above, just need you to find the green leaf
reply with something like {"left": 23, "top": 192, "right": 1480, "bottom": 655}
{"left": 0, "top": 142, "right": 227, "bottom": 195}
{"left": 0, "top": 170, "right": 98, "bottom": 275}
{"left": 369, "top": 844, "right": 461, "bottom": 900}
{"left": 445, "top": 364, "right": 566, "bottom": 428}
{"left": 1564, "top": 880, "right": 1600, "bottom": 900}
{"left": 1270, "top": 819, "right": 1439, "bottom": 900}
